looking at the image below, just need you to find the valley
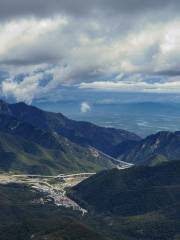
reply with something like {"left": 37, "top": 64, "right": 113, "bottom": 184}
{"left": 0, "top": 99, "right": 180, "bottom": 239}
{"left": 0, "top": 155, "right": 132, "bottom": 215}
{"left": 0, "top": 172, "right": 95, "bottom": 215}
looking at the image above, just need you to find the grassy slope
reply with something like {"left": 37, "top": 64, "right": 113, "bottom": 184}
{"left": 7, "top": 101, "right": 140, "bottom": 155}
{"left": 85, "top": 205, "right": 180, "bottom": 240}
{"left": 0, "top": 132, "right": 114, "bottom": 175}
{"left": 70, "top": 161, "right": 180, "bottom": 239}
{"left": 73, "top": 161, "right": 180, "bottom": 215}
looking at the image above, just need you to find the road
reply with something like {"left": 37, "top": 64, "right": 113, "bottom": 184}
{"left": 13, "top": 147, "right": 133, "bottom": 180}
{"left": 0, "top": 150, "right": 133, "bottom": 215}
{"left": 13, "top": 172, "right": 96, "bottom": 179}
{"left": 90, "top": 147, "right": 134, "bottom": 168}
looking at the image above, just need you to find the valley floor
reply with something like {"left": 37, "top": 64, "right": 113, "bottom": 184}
{"left": 0, "top": 173, "right": 93, "bottom": 215}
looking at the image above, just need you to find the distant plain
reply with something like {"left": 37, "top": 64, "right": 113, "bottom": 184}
{"left": 36, "top": 96, "right": 180, "bottom": 137}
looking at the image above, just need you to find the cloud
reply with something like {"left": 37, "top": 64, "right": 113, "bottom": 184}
{"left": 1, "top": 72, "right": 45, "bottom": 103}
{"left": 79, "top": 74, "right": 180, "bottom": 93}
{"left": 0, "top": 1, "right": 180, "bottom": 102}
{"left": 80, "top": 101, "right": 91, "bottom": 113}
{"left": 0, "top": 17, "right": 67, "bottom": 65}
{"left": 0, "top": 0, "right": 178, "bottom": 20}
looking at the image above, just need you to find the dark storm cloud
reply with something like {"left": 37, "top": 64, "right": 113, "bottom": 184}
{"left": 0, "top": 0, "right": 179, "bottom": 20}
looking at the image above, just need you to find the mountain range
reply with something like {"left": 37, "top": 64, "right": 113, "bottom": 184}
{"left": 1, "top": 99, "right": 180, "bottom": 174}
{"left": 117, "top": 131, "right": 180, "bottom": 166}
{"left": 0, "top": 100, "right": 140, "bottom": 155}
{"left": 0, "top": 100, "right": 139, "bottom": 174}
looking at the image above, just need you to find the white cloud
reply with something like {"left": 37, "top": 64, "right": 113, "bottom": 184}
{"left": 79, "top": 75, "right": 180, "bottom": 93}
{"left": 1, "top": 72, "right": 44, "bottom": 103}
{"left": 1, "top": 7, "right": 180, "bottom": 101}
{"left": 80, "top": 102, "right": 91, "bottom": 113}
{"left": 0, "top": 16, "right": 67, "bottom": 65}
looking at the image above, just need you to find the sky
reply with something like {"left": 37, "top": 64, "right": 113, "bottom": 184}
{"left": 0, "top": 0, "right": 180, "bottom": 104}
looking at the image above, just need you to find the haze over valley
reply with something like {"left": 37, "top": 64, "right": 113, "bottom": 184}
{"left": 35, "top": 94, "right": 180, "bottom": 137}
